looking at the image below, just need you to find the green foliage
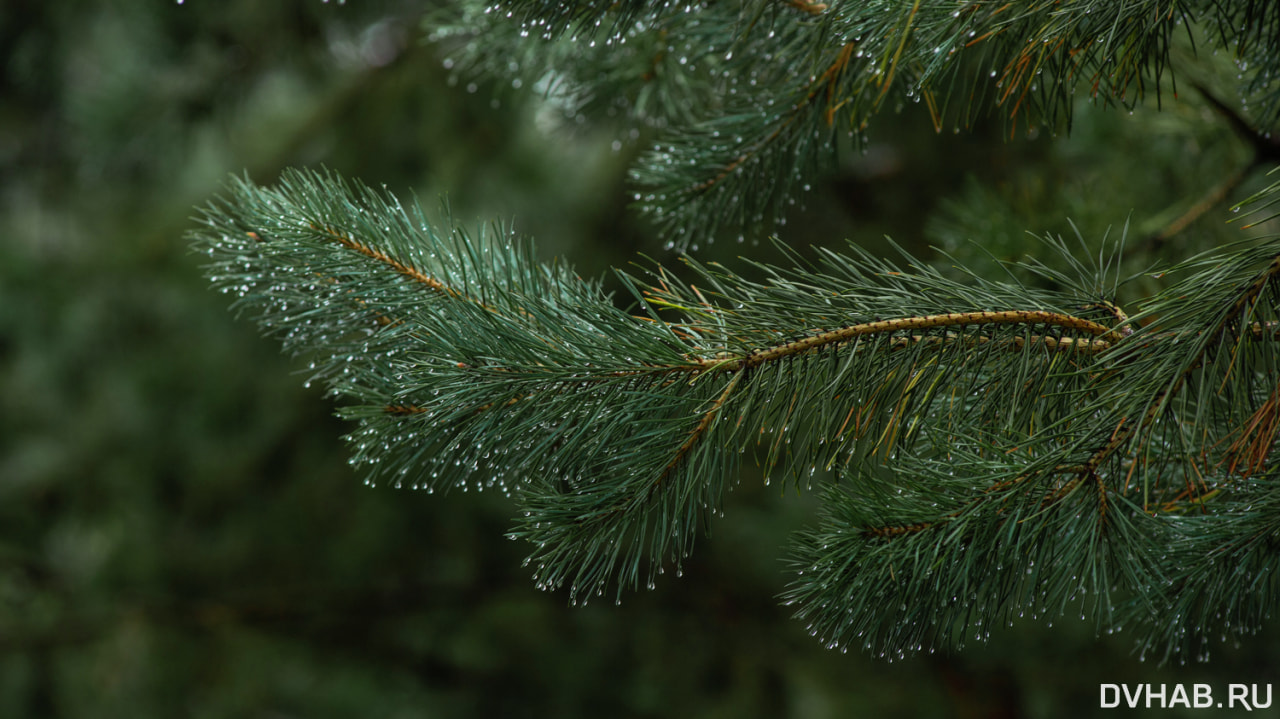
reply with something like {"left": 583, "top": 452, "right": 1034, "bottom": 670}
{"left": 433, "top": 0, "right": 1280, "bottom": 247}
{"left": 15, "top": 0, "right": 1280, "bottom": 715}
{"left": 28, "top": 1, "right": 1280, "bottom": 716}
{"left": 193, "top": 164, "right": 1280, "bottom": 661}
{"left": 184, "top": 0, "right": 1280, "bottom": 669}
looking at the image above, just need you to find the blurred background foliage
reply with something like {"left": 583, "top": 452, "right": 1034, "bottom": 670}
{"left": 3, "top": 0, "right": 1279, "bottom": 717}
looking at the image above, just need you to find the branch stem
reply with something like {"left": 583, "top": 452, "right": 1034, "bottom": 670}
{"left": 715, "top": 309, "right": 1112, "bottom": 372}
{"left": 311, "top": 223, "right": 460, "bottom": 298}
{"left": 654, "top": 371, "right": 744, "bottom": 488}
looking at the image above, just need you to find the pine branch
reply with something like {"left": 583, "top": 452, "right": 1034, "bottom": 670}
{"left": 1205, "top": 0, "right": 1280, "bottom": 130}
{"left": 429, "top": 1, "right": 1280, "bottom": 246}
{"left": 662, "top": 0, "right": 1200, "bottom": 242}
{"left": 194, "top": 168, "right": 1280, "bottom": 660}
{"left": 787, "top": 231, "right": 1280, "bottom": 659}
{"left": 426, "top": 0, "right": 741, "bottom": 134}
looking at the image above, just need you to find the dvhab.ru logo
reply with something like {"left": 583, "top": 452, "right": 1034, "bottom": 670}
{"left": 1100, "top": 684, "right": 1272, "bottom": 710}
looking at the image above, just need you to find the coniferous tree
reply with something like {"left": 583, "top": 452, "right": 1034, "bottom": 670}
{"left": 192, "top": 0, "right": 1280, "bottom": 662}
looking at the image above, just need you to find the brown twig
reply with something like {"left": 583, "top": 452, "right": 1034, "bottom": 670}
{"left": 784, "top": 0, "right": 828, "bottom": 16}
{"left": 1143, "top": 81, "right": 1280, "bottom": 250}
{"left": 713, "top": 310, "right": 1112, "bottom": 372}
{"left": 310, "top": 223, "right": 460, "bottom": 298}
{"left": 653, "top": 371, "right": 745, "bottom": 489}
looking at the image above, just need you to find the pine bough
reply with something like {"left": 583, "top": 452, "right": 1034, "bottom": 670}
{"left": 193, "top": 167, "right": 1280, "bottom": 663}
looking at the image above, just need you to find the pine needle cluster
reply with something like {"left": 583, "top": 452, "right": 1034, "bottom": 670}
{"left": 430, "top": 0, "right": 1280, "bottom": 246}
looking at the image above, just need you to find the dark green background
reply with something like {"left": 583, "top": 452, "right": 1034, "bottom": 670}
{"left": 2, "top": 1, "right": 1276, "bottom": 716}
